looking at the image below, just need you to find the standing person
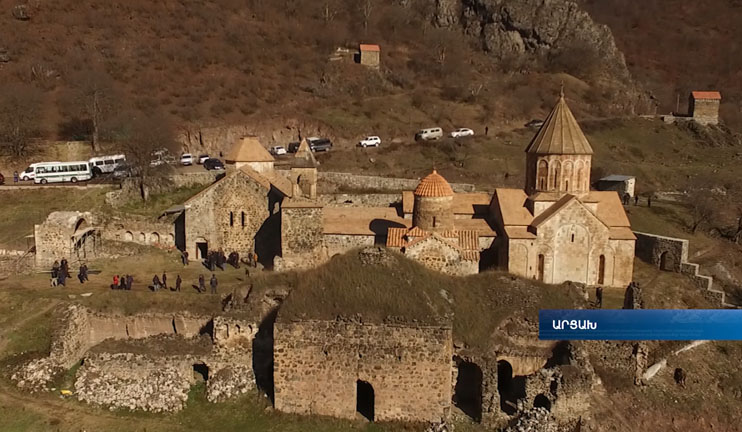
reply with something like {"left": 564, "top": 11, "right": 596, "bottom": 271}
{"left": 162, "top": 272, "right": 168, "bottom": 290}
{"left": 198, "top": 274, "right": 205, "bottom": 293}
{"left": 647, "top": 194, "right": 652, "bottom": 208}
{"left": 51, "top": 260, "right": 60, "bottom": 279}
{"left": 126, "top": 274, "right": 133, "bottom": 290}
{"left": 596, "top": 286, "right": 604, "bottom": 309}
{"left": 78, "top": 265, "right": 85, "bottom": 284}
{"left": 13, "top": 171, "right": 18, "bottom": 184}
{"left": 118, "top": 276, "right": 126, "bottom": 290}
{"left": 182, "top": 250, "right": 189, "bottom": 266}
{"left": 61, "top": 258, "right": 70, "bottom": 278}
{"left": 210, "top": 273, "right": 218, "bottom": 294}
{"left": 112, "top": 275, "right": 120, "bottom": 290}
{"left": 253, "top": 252, "right": 258, "bottom": 268}
{"left": 485, "top": 126, "right": 489, "bottom": 136}
{"left": 81, "top": 263, "right": 89, "bottom": 282}
{"left": 58, "top": 270, "right": 66, "bottom": 287}
{"left": 247, "top": 251, "right": 254, "bottom": 268}
{"left": 152, "top": 274, "right": 161, "bottom": 291}
{"left": 175, "top": 274, "right": 182, "bottom": 292}
{"left": 634, "top": 194, "right": 639, "bottom": 206}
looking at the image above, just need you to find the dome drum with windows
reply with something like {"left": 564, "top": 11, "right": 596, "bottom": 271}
{"left": 413, "top": 169, "right": 454, "bottom": 232}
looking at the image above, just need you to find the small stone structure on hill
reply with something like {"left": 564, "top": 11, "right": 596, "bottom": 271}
{"left": 689, "top": 91, "right": 721, "bottom": 125}
{"left": 358, "top": 44, "right": 380, "bottom": 68}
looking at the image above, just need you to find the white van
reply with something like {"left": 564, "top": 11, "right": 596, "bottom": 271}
{"left": 34, "top": 161, "right": 93, "bottom": 184}
{"left": 20, "top": 162, "right": 59, "bottom": 181}
{"left": 415, "top": 127, "right": 443, "bottom": 141}
{"left": 89, "top": 154, "right": 126, "bottom": 175}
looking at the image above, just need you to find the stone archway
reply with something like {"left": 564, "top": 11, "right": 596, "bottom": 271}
{"left": 659, "top": 251, "right": 676, "bottom": 271}
{"left": 534, "top": 393, "right": 551, "bottom": 411}
{"left": 124, "top": 231, "right": 133, "bottom": 242}
{"left": 149, "top": 232, "right": 160, "bottom": 245}
{"left": 497, "top": 360, "right": 526, "bottom": 415}
{"left": 454, "top": 360, "right": 483, "bottom": 422}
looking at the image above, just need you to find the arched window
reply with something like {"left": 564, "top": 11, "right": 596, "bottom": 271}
{"left": 576, "top": 168, "right": 583, "bottom": 191}
{"left": 552, "top": 161, "right": 561, "bottom": 190}
{"left": 537, "top": 160, "right": 548, "bottom": 190}
{"left": 562, "top": 161, "right": 573, "bottom": 191}
{"left": 229, "top": 211, "right": 234, "bottom": 227}
{"left": 537, "top": 254, "right": 545, "bottom": 282}
{"left": 241, "top": 211, "right": 246, "bottom": 227}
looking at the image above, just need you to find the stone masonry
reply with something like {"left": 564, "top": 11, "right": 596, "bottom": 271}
{"left": 273, "top": 320, "right": 453, "bottom": 422}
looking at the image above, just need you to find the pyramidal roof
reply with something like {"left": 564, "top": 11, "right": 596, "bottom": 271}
{"left": 294, "top": 138, "right": 317, "bottom": 166}
{"left": 226, "top": 136, "right": 274, "bottom": 163}
{"left": 525, "top": 93, "right": 593, "bottom": 155}
{"left": 414, "top": 169, "right": 454, "bottom": 197}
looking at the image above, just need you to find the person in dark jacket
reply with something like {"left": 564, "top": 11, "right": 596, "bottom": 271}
{"left": 210, "top": 274, "right": 218, "bottom": 294}
{"left": 152, "top": 275, "right": 161, "bottom": 291}
{"left": 126, "top": 274, "right": 133, "bottom": 290}
{"left": 81, "top": 263, "right": 89, "bottom": 282}
{"left": 198, "top": 274, "right": 205, "bottom": 293}
{"left": 51, "top": 260, "right": 60, "bottom": 279}
{"left": 175, "top": 274, "right": 182, "bottom": 292}
{"left": 118, "top": 276, "right": 126, "bottom": 290}
{"left": 162, "top": 272, "right": 168, "bottom": 290}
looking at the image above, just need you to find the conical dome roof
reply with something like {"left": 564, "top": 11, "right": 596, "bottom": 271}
{"left": 525, "top": 93, "right": 593, "bottom": 155}
{"left": 414, "top": 169, "right": 454, "bottom": 197}
{"left": 226, "top": 136, "right": 274, "bottom": 163}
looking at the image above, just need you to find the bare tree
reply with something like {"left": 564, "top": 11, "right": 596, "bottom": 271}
{"left": 106, "top": 109, "right": 178, "bottom": 201}
{"left": 321, "top": 0, "right": 340, "bottom": 23}
{"left": 65, "top": 68, "right": 115, "bottom": 152}
{"left": 685, "top": 188, "right": 718, "bottom": 234}
{"left": 0, "top": 83, "right": 43, "bottom": 157}
{"left": 360, "top": 0, "right": 374, "bottom": 32}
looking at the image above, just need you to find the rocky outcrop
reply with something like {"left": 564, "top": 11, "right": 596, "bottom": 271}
{"left": 503, "top": 407, "right": 557, "bottom": 432}
{"left": 435, "top": 0, "right": 631, "bottom": 82}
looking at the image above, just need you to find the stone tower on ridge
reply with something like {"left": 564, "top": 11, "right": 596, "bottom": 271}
{"left": 412, "top": 169, "right": 454, "bottom": 232}
{"left": 525, "top": 92, "right": 593, "bottom": 196}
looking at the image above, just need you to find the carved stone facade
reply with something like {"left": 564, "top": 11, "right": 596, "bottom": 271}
{"left": 273, "top": 320, "right": 452, "bottom": 422}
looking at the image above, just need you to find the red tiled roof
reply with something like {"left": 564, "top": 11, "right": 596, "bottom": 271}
{"left": 414, "top": 169, "right": 454, "bottom": 197}
{"left": 359, "top": 44, "right": 380, "bottom": 52}
{"left": 691, "top": 91, "right": 721, "bottom": 100}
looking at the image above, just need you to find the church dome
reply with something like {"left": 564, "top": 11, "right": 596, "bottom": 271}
{"left": 414, "top": 170, "right": 454, "bottom": 197}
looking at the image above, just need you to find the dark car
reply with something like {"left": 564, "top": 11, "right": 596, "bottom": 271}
{"left": 0, "top": 172, "right": 4, "bottom": 185}
{"left": 308, "top": 137, "right": 332, "bottom": 152}
{"left": 203, "top": 158, "right": 225, "bottom": 171}
{"left": 287, "top": 141, "right": 300, "bottom": 153}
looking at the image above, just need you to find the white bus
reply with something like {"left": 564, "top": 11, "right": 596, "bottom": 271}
{"left": 34, "top": 161, "right": 93, "bottom": 184}
{"left": 89, "top": 154, "right": 126, "bottom": 175}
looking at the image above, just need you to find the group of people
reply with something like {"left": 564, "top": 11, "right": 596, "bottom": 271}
{"left": 50, "top": 258, "right": 72, "bottom": 286}
{"left": 622, "top": 193, "right": 652, "bottom": 207}
{"left": 197, "top": 273, "right": 219, "bottom": 294}
{"left": 204, "top": 249, "right": 260, "bottom": 271}
{"left": 111, "top": 274, "right": 134, "bottom": 290}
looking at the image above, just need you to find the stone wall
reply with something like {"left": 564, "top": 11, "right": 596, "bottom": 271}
{"left": 34, "top": 211, "right": 97, "bottom": 268}
{"left": 690, "top": 98, "right": 720, "bottom": 125}
{"left": 280, "top": 206, "right": 324, "bottom": 257}
{"left": 318, "top": 193, "right": 400, "bottom": 208}
{"left": 324, "top": 234, "right": 375, "bottom": 257}
{"left": 633, "top": 231, "right": 734, "bottom": 306}
{"left": 171, "top": 171, "right": 221, "bottom": 187}
{"left": 274, "top": 320, "right": 453, "bottom": 422}
{"left": 101, "top": 216, "right": 176, "bottom": 249}
{"left": 318, "top": 172, "right": 475, "bottom": 194}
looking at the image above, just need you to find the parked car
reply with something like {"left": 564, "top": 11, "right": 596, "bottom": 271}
{"left": 270, "top": 146, "right": 287, "bottom": 156}
{"left": 525, "top": 119, "right": 544, "bottom": 128}
{"left": 450, "top": 128, "right": 474, "bottom": 138}
{"left": 0, "top": 172, "right": 4, "bottom": 185}
{"left": 112, "top": 162, "right": 137, "bottom": 179}
{"left": 180, "top": 153, "right": 194, "bottom": 166}
{"left": 287, "top": 142, "right": 300, "bottom": 153}
{"left": 197, "top": 154, "right": 210, "bottom": 164}
{"left": 203, "top": 158, "right": 225, "bottom": 170}
{"left": 307, "top": 137, "right": 333, "bottom": 152}
{"left": 415, "top": 127, "right": 443, "bottom": 141}
{"left": 358, "top": 136, "right": 381, "bottom": 147}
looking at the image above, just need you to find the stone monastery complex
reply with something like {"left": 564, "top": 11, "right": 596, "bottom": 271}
{"left": 175, "top": 92, "right": 635, "bottom": 287}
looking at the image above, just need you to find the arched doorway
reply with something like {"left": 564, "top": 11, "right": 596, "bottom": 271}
{"left": 659, "top": 251, "right": 675, "bottom": 271}
{"left": 150, "top": 232, "right": 160, "bottom": 245}
{"left": 497, "top": 360, "right": 525, "bottom": 415}
{"left": 356, "top": 380, "right": 374, "bottom": 421}
{"left": 534, "top": 394, "right": 551, "bottom": 411}
{"left": 193, "top": 363, "right": 209, "bottom": 381}
{"left": 138, "top": 232, "right": 146, "bottom": 243}
{"left": 598, "top": 255, "right": 606, "bottom": 284}
{"left": 124, "top": 231, "right": 133, "bottom": 242}
{"left": 454, "top": 361, "right": 483, "bottom": 422}
{"left": 74, "top": 218, "right": 87, "bottom": 233}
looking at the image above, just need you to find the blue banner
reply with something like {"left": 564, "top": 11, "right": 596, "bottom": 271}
{"left": 539, "top": 309, "right": 742, "bottom": 340}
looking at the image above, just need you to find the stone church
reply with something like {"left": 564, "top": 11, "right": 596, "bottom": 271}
{"left": 489, "top": 92, "right": 635, "bottom": 287}
{"left": 175, "top": 93, "right": 634, "bottom": 287}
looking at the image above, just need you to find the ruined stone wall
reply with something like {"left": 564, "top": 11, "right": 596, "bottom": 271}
{"left": 274, "top": 320, "right": 453, "bottom": 422}
{"left": 324, "top": 234, "right": 375, "bottom": 257}
{"left": 318, "top": 172, "right": 474, "bottom": 194}
{"left": 318, "top": 193, "right": 400, "bottom": 208}
{"left": 281, "top": 206, "right": 324, "bottom": 256}
{"left": 405, "top": 236, "right": 478, "bottom": 276}
{"left": 34, "top": 211, "right": 96, "bottom": 267}
{"left": 101, "top": 216, "right": 176, "bottom": 249}
{"left": 185, "top": 172, "right": 272, "bottom": 259}
{"left": 634, "top": 231, "right": 688, "bottom": 272}
{"left": 170, "top": 171, "right": 220, "bottom": 187}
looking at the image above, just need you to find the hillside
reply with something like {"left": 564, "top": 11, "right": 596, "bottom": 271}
{"left": 0, "top": 0, "right": 646, "bottom": 154}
